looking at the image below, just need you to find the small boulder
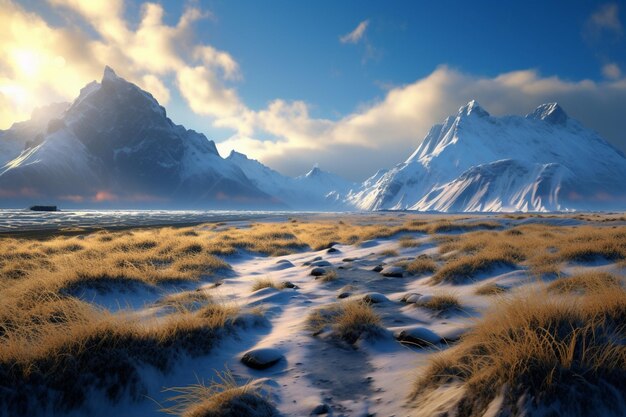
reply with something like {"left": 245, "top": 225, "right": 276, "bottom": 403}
{"left": 337, "top": 292, "right": 351, "bottom": 299}
{"left": 371, "top": 265, "right": 384, "bottom": 273}
{"left": 310, "top": 267, "right": 326, "bottom": 277}
{"left": 281, "top": 281, "right": 297, "bottom": 289}
{"left": 395, "top": 327, "right": 442, "bottom": 347}
{"left": 380, "top": 266, "right": 404, "bottom": 277}
{"left": 327, "top": 247, "right": 340, "bottom": 254}
{"left": 311, "top": 403, "right": 331, "bottom": 415}
{"left": 342, "top": 257, "right": 356, "bottom": 262}
{"left": 362, "top": 292, "right": 388, "bottom": 304}
{"left": 241, "top": 348, "right": 284, "bottom": 370}
{"left": 311, "top": 260, "right": 332, "bottom": 267}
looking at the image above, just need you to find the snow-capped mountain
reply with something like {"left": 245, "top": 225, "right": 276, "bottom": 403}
{"left": 227, "top": 151, "right": 355, "bottom": 209}
{"left": 2, "top": 67, "right": 624, "bottom": 212}
{"left": 347, "top": 101, "right": 626, "bottom": 212}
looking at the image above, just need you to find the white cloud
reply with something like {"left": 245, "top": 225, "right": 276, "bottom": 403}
{"left": 217, "top": 66, "right": 626, "bottom": 180}
{"left": 603, "top": 62, "right": 622, "bottom": 80}
{"left": 0, "top": 0, "right": 239, "bottom": 129}
{"left": 340, "top": 20, "right": 369, "bottom": 44}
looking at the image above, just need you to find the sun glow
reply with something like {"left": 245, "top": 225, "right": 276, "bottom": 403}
{"left": 12, "top": 49, "right": 42, "bottom": 79}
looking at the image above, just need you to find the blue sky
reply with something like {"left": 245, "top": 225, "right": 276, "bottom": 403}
{"left": 3, "top": 0, "right": 626, "bottom": 180}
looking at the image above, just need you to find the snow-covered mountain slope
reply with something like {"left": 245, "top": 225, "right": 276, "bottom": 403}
{"left": 348, "top": 101, "right": 626, "bottom": 212}
{"left": 0, "top": 67, "right": 279, "bottom": 208}
{"left": 227, "top": 151, "right": 355, "bottom": 210}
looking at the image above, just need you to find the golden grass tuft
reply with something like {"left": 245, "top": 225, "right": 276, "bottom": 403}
{"left": 160, "top": 372, "right": 278, "bottom": 417}
{"left": 307, "top": 300, "right": 384, "bottom": 344}
{"left": 474, "top": 282, "right": 507, "bottom": 296}
{"left": 251, "top": 278, "right": 281, "bottom": 292}
{"left": 547, "top": 272, "right": 622, "bottom": 294}
{"left": 379, "top": 249, "right": 399, "bottom": 257}
{"left": 399, "top": 236, "right": 421, "bottom": 248}
{"left": 412, "top": 286, "right": 626, "bottom": 416}
{"left": 406, "top": 256, "right": 437, "bottom": 275}
{"left": 416, "top": 293, "right": 461, "bottom": 313}
{"left": 318, "top": 269, "right": 338, "bottom": 282}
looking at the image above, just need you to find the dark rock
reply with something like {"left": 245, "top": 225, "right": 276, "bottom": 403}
{"left": 310, "top": 267, "right": 326, "bottom": 276}
{"left": 311, "top": 260, "right": 332, "bottom": 267}
{"left": 241, "top": 348, "right": 284, "bottom": 370}
{"left": 337, "top": 292, "right": 351, "bottom": 299}
{"left": 371, "top": 265, "right": 383, "bottom": 273}
{"left": 362, "top": 292, "right": 388, "bottom": 304}
{"left": 395, "top": 327, "right": 442, "bottom": 347}
{"left": 380, "top": 266, "right": 404, "bottom": 277}
{"left": 311, "top": 403, "right": 331, "bottom": 415}
{"left": 327, "top": 247, "right": 340, "bottom": 254}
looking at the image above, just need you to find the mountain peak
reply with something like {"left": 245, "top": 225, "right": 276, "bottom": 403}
{"left": 102, "top": 65, "right": 120, "bottom": 83}
{"left": 458, "top": 100, "right": 490, "bottom": 118}
{"left": 227, "top": 150, "right": 248, "bottom": 160}
{"left": 306, "top": 166, "right": 322, "bottom": 177}
{"left": 526, "top": 102, "right": 568, "bottom": 125}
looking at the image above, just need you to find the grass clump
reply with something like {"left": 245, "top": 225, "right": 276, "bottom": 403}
{"left": 307, "top": 300, "right": 384, "bottom": 344}
{"left": 399, "top": 236, "right": 421, "bottom": 248}
{"left": 474, "top": 282, "right": 507, "bottom": 296}
{"left": 251, "top": 278, "right": 281, "bottom": 292}
{"left": 411, "top": 287, "right": 626, "bottom": 416}
{"left": 318, "top": 269, "right": 338, "bottom": 282}
{"left": 406, "top": 256, "right": 437, "bottom": 275}
{"left": 160, "top": 371, "right": 278, "bottom": 417}
{"left": 379, "top": 249, "right": 399, "bottom": 257}
{"left": 416, "top": 293, "right": 461, "bottom": 313}
{"left": 547, "top": 272, "right": 622, "bottom": 294}
{"left": 431, "top": 244, "right": 521, "bottom": 285}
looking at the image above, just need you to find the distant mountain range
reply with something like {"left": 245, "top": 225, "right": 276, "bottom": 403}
{"left": 1, "top": 67, "right": 625, "bottom": 212}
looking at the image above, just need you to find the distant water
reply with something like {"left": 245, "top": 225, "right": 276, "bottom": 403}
{"left": 0, "top": 209, "right": 301, "bottom": 234}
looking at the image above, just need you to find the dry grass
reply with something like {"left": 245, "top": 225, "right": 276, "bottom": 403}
{"left": 379, "top": 249, "right": 399, "bottom": 257}
{"left": 399, "top": 236, "right": 421, "bottom": 248}
{"left": 160, "top": 371, "right": 277, "bottom": 417}
{"left": 251, "top": 278, "right": 281, "bottom": 292}
{"left": 0, "top": 294, "right": 250, "bottom": 414}
{"left": 307, "top": 300, "right": 384, "bottom": 344}
{"left": 547, "top": 272, "right": 622, "bottom": 294}
{"left": 416, "top": 293, "right": 461, "bottom": 313}
{"left": 432, "top": 224, "right": 626, "bottom": 284}
{"left": 406, "top": 256, "right": 437, "bottom": 275}
{"left": 474, "top": 282, "right": 507, "bottom": 296}
{"left": 318, "top": 269, "right": 338, "bottom": 282}
{"left": 412, "top": 286, "right": 626, "bottom": 416}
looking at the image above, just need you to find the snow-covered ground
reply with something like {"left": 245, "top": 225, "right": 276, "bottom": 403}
{"left": 41, "top": 214, "right": 625, "bottom": 417}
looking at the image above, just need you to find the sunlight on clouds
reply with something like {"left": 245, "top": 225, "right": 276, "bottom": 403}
{"left": 216, "top": 65, "right": 626, "bottom": 179}
{"left": 0, "top": 0, "right": 240, "bottom": 128}
{"left": 176, "top": 66, "right": 243, "bottom": 118}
